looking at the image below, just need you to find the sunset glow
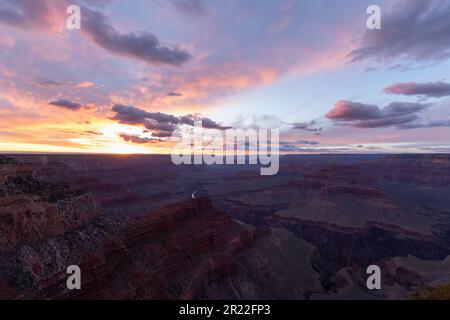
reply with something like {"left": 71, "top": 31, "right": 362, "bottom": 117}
{"left": 1, "top": 0, "right": 450, "bottom": 154}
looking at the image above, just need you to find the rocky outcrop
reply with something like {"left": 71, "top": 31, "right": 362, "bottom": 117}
{"left": 0, "top": 158, "right": 102, "bottom": 252}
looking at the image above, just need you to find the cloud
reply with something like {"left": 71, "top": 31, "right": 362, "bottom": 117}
{"left": 0, "top": 97, "right": 16, "bottom": 110}
{"left": 81, "top": 0, "right": 115, "bottom": 8}
{"left": 231, "top": 114, "right": 283, "bottom": 130}
{"left": 166, "top": 92, "right": 182, "bottom": 97}
{"left": 325, "top": 101, "right": 381, "bottom": 121}
{"left": 110, "top": 104, "right": 231, "bottom": 136}
{"left": 291, "top": 120, "right": 322, "bottom": 133}
{"left": 349, "top": 0, "right": 450, "bottom": 63}
{"left": 180, "top": 114, "right": 232, "bottom": 130}
{"left": 118, "top": 133, "right": 159, "bottom": 144}
{"left": 296, "top": 140, "right": 320, "bottom": 146}
{"left": 0, "top": 1, "right": 190, "bottom": 66}
{"left": 279, "top": 145, "right": 311, "bottom": 152}
{"left": 281, "top": 140, "right": 319, "bottom": 146}
{"left": 279, "top": 145, "right": 352, "bottom": 153}
{"left": 279, "top": 140, "right": 320, "bottom": 152}
{"left": 143, "top": 119, "right": 177, "bottom": 133}
{"left": 86, "top": 130, "right": 103, "bottom": 136}
{"left": 384, "top": 82, "right": 450, "bottom": 98}
{"left": 398, "top": 119, "right": 450, "bottom": 129}
{"left": 0, "top": 0, "right": 57, "bottom": 29}
{"left": 326, "top": 100, "right": 432, "bottom": 129}
{"left": 49, "top": 99, "right": 82, "bottom": 111}
{"left": 37, "top": 79, "right": 96, "bottom": 89}
{"left": 151, "top": 131, "right": 173, "bottom": 138}
{"left": 351, "top": 114, "right": 419, "bottom": 128}
{"left": 381, "top": 101, "right": 430, "bottom": 117}
{"left": 169, "top": 0, "right": 205, "bottom": 18}
{"left": 82, "top": 8, "right": 191, "bottom": 66}
{"left": 110, "top": 104, "right": 177, "bottom": 126}
{"left": 418, "top": 146, "right": 450, "bottom": 153}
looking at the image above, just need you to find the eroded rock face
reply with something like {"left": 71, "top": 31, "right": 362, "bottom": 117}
{"left": 0, "top": 159, "right": 102, "bottom": 251}
{"left": 0, "top": 195, "right": 326, "bottom": 298}
{"left": 1, "top": 196, "right": 319, "bottom": 300}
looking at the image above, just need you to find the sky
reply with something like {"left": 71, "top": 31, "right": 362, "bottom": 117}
{"left": 0, "top": 0, "right": 450, "bottom": 154}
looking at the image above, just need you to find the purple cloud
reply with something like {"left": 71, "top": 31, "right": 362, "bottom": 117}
{"left": 0, "top": 0, "right": 55, "bottom": 29}
{"left": 0, "top": 1, "right": 191, "bottom": 66}
{"left": 82, "top": 8, "right": 191, "bottom": 66}
{"left": 349, "top": 0, "right": 450, "bottom": 63}
{"left": 166, "top": 92, "right": 183, "bottom": 97}
{"left": 398, "top": 119, "right": 450, "bottom": 129}
{"left": 326, "top": 101, "right": 381, "bottom": 121}
{"left": 291, "top": 120, "right": 323, "bottom": 133}
{"left": 111, "top": 104, "right": 178, "bottom": 126}
{"left": 326, "top": 100, "right": 432, "bottom": 129}
{"left": 169, "top": 0, "right": 205, "bottom": 18}
{"left": 49, "top": 99, "right": 82, "bottom": 111}
{"left": 296, "top": 140, "right": 320, "bottom": 146}
{"left": 151, "top": 131, "right": 173, "bottom": 138}
{"left": 384, "top": 82, "right": 450, "bottom": 98}
{"left": 110, "top": 104, "right": 231, "bottom": 137}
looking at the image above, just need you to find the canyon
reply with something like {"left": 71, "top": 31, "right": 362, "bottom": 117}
{"left": 0, "top": 154, "right": 449, "bottom": 299}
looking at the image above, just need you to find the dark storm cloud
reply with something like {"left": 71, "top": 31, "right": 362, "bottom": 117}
{"left": 326, "top": 100, "right": 432, "bottom": 129}
{"left": 49, "top": 99, "right": 82, "bottom": 111}
{"left": 349, "top": 0, "right": 450, "bottom": 63}
{"left": 384, "top": 82, "right": 450, "bottom": 98}
{"left": 82, "top": 8, "right": 191, "bottom": 66}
